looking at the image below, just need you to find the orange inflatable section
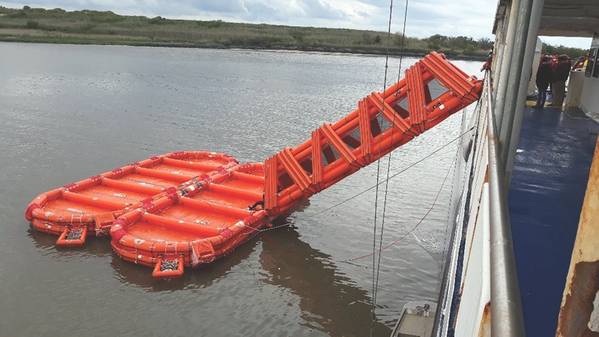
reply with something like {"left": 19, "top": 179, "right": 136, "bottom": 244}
{"left": 25, "top": 53, "right": 483, "bottom": 278}
{"left": 110, "top": 163, "right": 267, "bottom": 278}
{"left": 264, "top": 52, "right": 482, "bottom": 213}
{"left": 25, "top": 151, "right": 237, "bottom": 247}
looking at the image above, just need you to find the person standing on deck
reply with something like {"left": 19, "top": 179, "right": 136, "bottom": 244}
{"left": 535, "top": 55, "right": 553, "bottom": 109}
{"left": 551, "top": 55, "right": 572, "bottom": 108}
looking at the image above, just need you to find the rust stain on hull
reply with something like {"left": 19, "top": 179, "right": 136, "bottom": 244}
{"left": 557, "top": 137, "right": 599, "bottom": 337}
{"left": 479, "top": 302, "right": 491, "bottom": 337}
{"left": 558, "top": 262, "right": 599, "bottom": 337}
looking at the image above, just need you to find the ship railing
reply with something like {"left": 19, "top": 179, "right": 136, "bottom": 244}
{"left": 433, "top": 75, "right": 525, "bottom": 337}
{"left": 485, "top": 73, "right": 525, "bottom": 336}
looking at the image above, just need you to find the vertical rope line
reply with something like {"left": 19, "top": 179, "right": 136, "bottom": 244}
{"left": 370, "top": 159, "right": 382, "bottom": 337}
{"left": 396, "top": 0, "right": 410, "bottom": 85}
{"left": 373, "top": 0, "right": 410, "bottom": 322}
{"left": 439, "top": 148, "right": 459, "bottom": 275}
{"left": 370, "top": 1, "right": 395, "bottom": 336}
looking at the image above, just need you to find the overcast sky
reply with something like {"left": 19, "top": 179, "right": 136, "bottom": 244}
{"left": 1, "top": 0, "right": 591, "bottom": 48}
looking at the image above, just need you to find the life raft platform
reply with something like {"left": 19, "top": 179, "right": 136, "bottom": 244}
{"left": 25, "top": 52, "right": 482, "bottom": 278}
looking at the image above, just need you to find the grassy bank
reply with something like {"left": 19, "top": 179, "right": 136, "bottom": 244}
{"left": 0, "top": 6, "right": 496, "bottom": 60}
{"left": 0, "top": 6, "right": 585, "bottom": 60}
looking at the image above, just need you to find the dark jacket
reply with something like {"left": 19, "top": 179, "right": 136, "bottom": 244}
{"left": 536, "top": 61, "right": 553, "bottom": 86}
{"left": 554, "top": 60, "right": 571, "bottom": 82}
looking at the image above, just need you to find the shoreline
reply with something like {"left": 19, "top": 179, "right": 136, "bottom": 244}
{"left": 0, "top": 36, "right": 488, "bottom": 61}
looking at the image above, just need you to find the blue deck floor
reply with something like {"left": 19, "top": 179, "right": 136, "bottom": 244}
{"left": 509, "top": 107, "right": 599, "bottom": 337}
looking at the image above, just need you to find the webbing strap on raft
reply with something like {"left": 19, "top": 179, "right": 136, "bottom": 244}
{"left": 263, "top": 52, "right": 483, "bottom": 212}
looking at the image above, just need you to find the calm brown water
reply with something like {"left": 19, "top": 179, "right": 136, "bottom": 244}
{"left": 0, "top": 42, "right": 481, "bottom": 337}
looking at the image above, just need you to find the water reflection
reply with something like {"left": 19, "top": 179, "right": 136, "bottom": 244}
{"left": 28, "top": 227, "right": 112, "bottom": 257}
{"left": 29, "top": 215, "right": 390, "bottom": 336}
{"left": 110, "top": 237, "right": 261, "bottom": 291}
{"left": 29, "top": 221, "right": 260, "bottom": 291}
{"left": 261, "top": 224, "right": 391, "bottom": 337}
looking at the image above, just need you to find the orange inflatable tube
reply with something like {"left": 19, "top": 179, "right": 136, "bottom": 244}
{"left": 25, "top": 151, "right": 238, "bottom": 247}
{"left": 110, "top": 163, "right": 269, "bottom": 278}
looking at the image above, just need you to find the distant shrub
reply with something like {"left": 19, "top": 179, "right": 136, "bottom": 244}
{"left": 80, "top": 23, "right": 96, "bottom": 32}
{"left": 197, "top": 20, "right": 223, "bottom": 28}
{"left": 393, "top": 33, "right": 405, "bottom": 46}
{"left": 22, "top": 5, "right": 30, "bottom": 10}
{"left": 45, "top": 8, "right": 66, "bottom": 18}
{"left": 463, "top": 45, "right": 475, "bottom": 54}
{"left": 290, "top": 30, "right": 306, "bottom": 43}
{"left": 89, "top": 11, "right": 123, "bottom": 23}
{"left": 477, "top": 37, "right": 493, "bottom": 50}
{"left": 25, "top": 20, "right": 39, "bottom": 29}
{"left": 8, "top": 10, "right": 27, "bottom": 18}
{"left": 543, "top": 43, "right": 587, "bottom": 58}
{"left": 149, "top": 16, "right": 167, "bottom": 24}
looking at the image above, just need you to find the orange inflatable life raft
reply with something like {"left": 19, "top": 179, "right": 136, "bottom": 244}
{"left": 25, "top": 52, "right": 483, "bottom": 278}
{"left": 109, "top": 52, "right": 483, "bottom": 278}
{"left": 25, "top": 151, "right": 237, "bottom": 247}
{"left": 109, "top": 163, "right": 267, "bottom": 278}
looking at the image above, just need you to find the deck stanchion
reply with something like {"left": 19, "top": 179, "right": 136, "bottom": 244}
{"left": 503, "top": 0, "right": 545, "bottom": 187}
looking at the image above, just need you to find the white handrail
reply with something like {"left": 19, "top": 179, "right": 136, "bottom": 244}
{"left": 485, "top": 76, "right": 526, "bottom": 337}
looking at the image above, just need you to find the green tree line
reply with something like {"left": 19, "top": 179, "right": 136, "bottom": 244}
{"left": 0, "top": 6, "right": 587, "bottom": 59}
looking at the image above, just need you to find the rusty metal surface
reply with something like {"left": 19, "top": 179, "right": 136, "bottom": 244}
{"left": 557, "top": 137, "right": 599, "bottom": 337}
{"left": 558, "top": 262, "right": 599, "bottom": 337}
{"left": 479, "top": 303, "right": 491, "bottom": 337}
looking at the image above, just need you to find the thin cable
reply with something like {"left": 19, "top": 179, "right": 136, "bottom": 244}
{"left": 370, "top": 2, "right": 395, "bottom": 335}
{"left": 412, "top": 156, "right": 459, "bottom": 270}
{"left": 395, "top": 0, "right": 410, "bottom": 85}
{"left": 370, "top": 157, "right": 382, "bottom": 336}
{"left": 343, "top": 154, "right": 457, "bottom": 263}
{"left": 439, "top": 94, "right": 484, "bottom": 278}
{"left": 373, "top": 0, "right": 410, "bottom": 311}
{"left": 439, "top": 136, "right": 461, "bottom": 277}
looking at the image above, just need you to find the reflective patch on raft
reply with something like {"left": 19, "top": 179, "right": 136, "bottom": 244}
{"left": 160, "top": 259, "right": 179, "bottom": 272}
{"left": 66, "top": 228, "right": 83, "bottom": 241}
{"left": 66, "top": 208, "right": 84, "bottom": 213}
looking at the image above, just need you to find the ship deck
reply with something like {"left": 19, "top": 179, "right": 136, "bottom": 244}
{"left": 509, "top": 106, "right": 599, "bottom": 336}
